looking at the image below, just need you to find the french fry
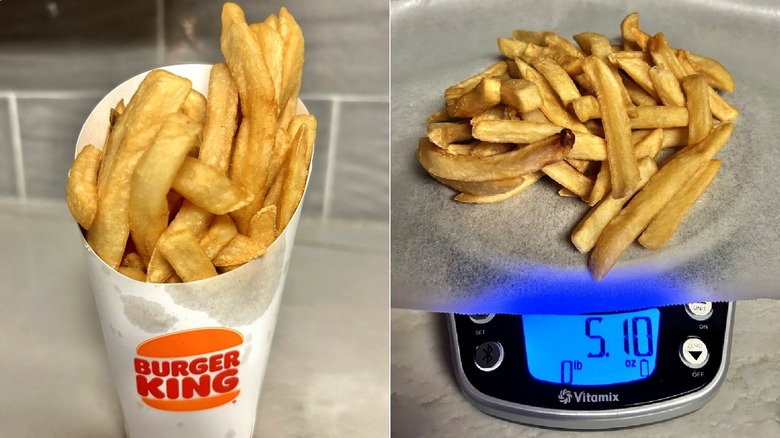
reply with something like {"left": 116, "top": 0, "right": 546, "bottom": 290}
{"left": 542, "top": 160, "right": 594, "bottom": 200}
{"left": 199, "top": 63, "right": 239, "bottom": 173}
{"left": 249, "top": 205, "right": 277, "bottom": 247}
{"left": 472, "top": 119, "right": 560, "bottom": 143}
{"left": 118, "top": 266, "right": 147, "bottom": 282}
{"left": 543, "top": 32, "right": 585, "bottom": 59}
{"left": 249, "top": 21, "right": 284, "bottom": 108}
{"left": 589, "top": 123, "right": 733, "bottom": 279}
{"left": 277, "top": 117, "right": 315, "bottom": 231}
{"left": 531, "top": 58, "right": 581, "bottom": 106}
{"left": 199, "top": 214, "right": 239, "bottom": 260}
{"left": 631, "top": 127, "right": 688, "bottom": 148}
{"left": 515, "top": 58, "right": 589, "bottom": 133}
{"left": 66, "top": 144, "right": 102, "bottom": 229}
{"left": 446, "top": 77, "right": 502, "bottom": 118}
{"left": 498, "top": 37, "right": 529, "bottom": 59}
{"left": 572, "top": 157, "right": 657, "bottom": 252}
{"left": 446, "top": 142, "right": 515, "bottom": 157}
{"left": 629, "top": 106, "right": 689, "bottom": 129}
{"left": 583, "top": 56, "right": 639, "bottom": 199}
{"left": 172, "top": 157, "right": 253, "bottom": 214}
{"left": 512, "top": 29, "right": 546, "bottom": 45}
{"left": 88, "top": 70, "right": 192, "bottom": 269}
{"left": 521, "top": 109, "right": 550, "bottom": 123}
{"left": 418, "top": 130, "right": 574, "bottom": 182}
{"left": 129, "top": 113, "right": 203, "bottom": 263}
{"left": 427, "top": 121, "right": 473, "bottom": 148}
{"left": 622, "top": 75, "right": 658, "bottom": 106}
{"left": 613, "top": 56, "right": 659, "bottom": 100}
{"left": 708, "top": 87, "right": 740, "bottom": 122}
{"left": 454, "top": 172, "right": 542, "bottom": 204}
{"left": 647, "top": 33, "right": 687, "bottom": 80}
{"left": 630, "top": 27, "right": 651, "bottom": 51}
{"left": 180, "top": 89, "right": 208, "bottom": 123}
{"left": 634, "top": 128, "right": 664, "bottom": 159}
{"left": 159, "top": 230, "right": 217, "bottom": 282}
{"left": 278, "top": 7, "right": 305, "bottom": 129}
{"left": 588, "top": 161, "right": 610, "bottom": 206}
{"left": 681, "top": 74, "right": 714, "bottom": 145}
{"left": 649, "top": 65, "right": 685, "bottom": 107}
{"left": 620, "top": 13, "right": 642, "bottom": 51}
{"left": 445, "top": 62, "right": 507, "bottom": 102}
{"left": 500, "top": 79, "right": 543, "bottom": 113}
{"left": 570, "top": 95, "right": 601, "bottom": 122}
{"left": 639, "top": 159, "right": 721, "bottom": 250}
{"left": 213, "top": 234, "right": 266, "bottom": 267}
{"left": 679, "top": 50, "right": 735, "bottom": 92}
{"left": 122, "top": 252, "right": 146, "bottom": 272}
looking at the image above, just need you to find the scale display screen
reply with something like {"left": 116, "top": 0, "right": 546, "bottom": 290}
{"left": 522, "top": 309, "right": 660, "bottom": 386}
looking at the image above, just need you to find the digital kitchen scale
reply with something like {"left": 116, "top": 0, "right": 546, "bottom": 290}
{"left": 448, "top": 302, "right": 734, "bottom": 430}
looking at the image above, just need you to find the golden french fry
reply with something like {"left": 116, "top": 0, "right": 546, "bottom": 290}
{"left": 249, "top": 21, "right": 284, "bottom": 107}
{"left": 500, "top": 79, "right": 543, "bottom": 113}
{"left": 445, "top": 62, "right": 507, "bottom": 102}
{"left": 681, "top": 74, "right": 714, "bottom": 145}
{"left": 122, "top": 252, "right": 146, "bottom": 272}
{"left": 566, "top": 157, "right": 592, "bottom": 174}
{"left": 446, "top": 77, "right": 502, "bottom": 118}
{"left": 173, "top": 157, "right": 253, "bottom": 214}
{"left": 445, "top": 142, "right": 515, "bottom": 157}
{"left": 498, "top": 37, "right": 529, "bottom": 59}
{"left": 588, "top": 161, "right": 610, "bottom": 206}
{"left": 629, "top": 106, "right": 689, "bottom": 129}
{"left": 159, "top": 230, "right": 217, "bottom": 282}
{"left": 630, "top": 27, "right": 651, "bottom": 51}
{"left": 634, "top": 128, "right": 664, "bottom": 159}
{"left": 199, "top": 63, "right": 239, "bottom": 173}
{"left": 649, "top": 65, "right": 685, "bottom": 107}
{"left": 427, "top": 121, "right": 473, "bottom": 148}
{"left": 249, "top": 205, "right": 277, "bottom": 247}
{"left": 213, "top": 234, "right": 266, "bottom": 267}
{"left": 66, "top": 144, "right": 102, "bottom": 229}
{"left": 570, "top": 95, "right": 600, "bottom": 122}
{"left": 639, "top": 159, "right": 721, "bottom": 250}
{"left": 647, "top": 33, "right": 687, "bottom": 80}
{"left": 631, "top": 127, "right": 688, "bottom": 148}
{"left": 221, "top": 3, "right": 278, "bottom": 216}
{"left": 515, "top": 59, "right": 589, "bottom": 133}
{"left": 199, "top": 214, "right": 238, "bottom": 259}
{"left": 521, "top": 108, "right": 550, "bottom": 123}
{"left": 523, "top": 43, "right": 584, "bottom": 76}
{"left": 620, "top": 12, "right": 641, "bottom": 51}
{"left": 118, "top": 266, "right": 147, "bottom": 282}
{"left": 708, "top": 87, "right": 739, "bottom": 122}
{"left": 583, "top": 56, "right": 639, "bottom": 199}
{"left": 166, "top": 273, "right": 182, "bottom": 284}
{"left": 180, "top": 89, "right": 208, "bottom": 123}
{"left": 418, "top": 130, "right": 574, "bottom": 182}
{"left": 531, "top": 58, "right": 581, "bottom": 106}
{"left": 679, "top": 50, "right": 735, "bottom": 92}
{"left": 572, "top": 157, "right": 657, "bottom": 253}
{"left": 277, "top": 119, "right": 313, "bottom": 231}
{"left": 433, "top": 174, "right": 526, "bottom": 196}
{"left": 472, "top": 119, "right": 560, "bottom": 143}
{"left": 428, "top": 109, "right": 451, "bottom": 124}
{"left": 129, "top": 113, "right": 202, "bottom": 263}
{"left": 88, "top": 70, "right": 192, "bottom": 269}
{"left": 543, "top": 32, "right": 585, "bottom": 59}
{"left": 613, "top": 56, "right": 659, "bottom": 100}
{"left": 512, "top": 29, "right": 546, "bottom": 45}
{"left": 278, "top": 7, "right": 305, "bottom": 128}
{"left": 543, "top": 160, "right": 594, "bottom": 199}
{"left": 622, "top": 75, "right": 658, "bottom": 106}
{"left": 454, "top": 172, "right": 542, "bottom": 204}
{"left": 589, "top": 123, "right": 733, "bottom": 280}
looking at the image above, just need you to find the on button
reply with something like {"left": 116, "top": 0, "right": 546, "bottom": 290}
{"left": 685, "top": 302, "right": 713, "bottom": 321}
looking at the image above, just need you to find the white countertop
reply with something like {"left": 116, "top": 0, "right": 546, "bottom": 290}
{"left": 0, "top": 199, "right": 388, "bottom": 437}
{"left": 392, "top": 304, "right": 780, "bottom": 436}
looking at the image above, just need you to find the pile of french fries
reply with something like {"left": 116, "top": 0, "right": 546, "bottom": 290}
{"left": 417, "top": 13, "right": 738, "bottom": 280}
{"left": 66, "top": 3, "right": 316, "bottom": 283}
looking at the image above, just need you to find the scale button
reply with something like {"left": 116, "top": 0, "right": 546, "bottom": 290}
{"left": 474, "top": 341, "right": 504, "bottom": 372}
{"left": 680, "top": 337, "right": 709, "bottom": 369}
{"left": 469, "top": 314, "right": 496, "bottom": 324}
{"left": 685, "top": 302, "right": 713, "bottom": 321}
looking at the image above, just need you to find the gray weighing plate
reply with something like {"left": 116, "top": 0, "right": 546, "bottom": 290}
{"left": 391, "top": 0, "right": 780, "bottom": 315}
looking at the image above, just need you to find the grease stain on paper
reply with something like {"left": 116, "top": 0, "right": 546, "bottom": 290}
{"left": 120, "top": 295, "right": 178, "bottom": 333}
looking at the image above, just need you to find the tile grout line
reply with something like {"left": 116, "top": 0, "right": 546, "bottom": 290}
{"left": 156, "top": 0, "right": 166, "bottom": 65}
{"left": 9, "top": 90, "right": 105, "bottom": 100}
{"left": 321, "top": 98, "right": 342, "bottom": 221}
{"left": 7, "top": 94, "right": 27, "bottom": 200}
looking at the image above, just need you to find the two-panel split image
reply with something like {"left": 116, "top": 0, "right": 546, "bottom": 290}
{"left": 0, "top": 0, "right": 778, "bottom": 436}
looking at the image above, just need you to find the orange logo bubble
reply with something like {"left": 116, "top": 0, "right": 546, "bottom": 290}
{"left": 134, "top": 328, "right": 244, "bottom": 411}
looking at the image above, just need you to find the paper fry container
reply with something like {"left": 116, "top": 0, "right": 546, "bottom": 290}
{"left": 75, "top": 64, "right": 310, "bottom": 438}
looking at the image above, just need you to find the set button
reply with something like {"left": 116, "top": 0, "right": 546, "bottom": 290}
{"left": 685, "top": 302, "right": 713, "bottom": 321}
{"left": 474, "top": 341, "right": 503, "bottom": 372}
{"left": 680, "top": 337, "right": 709, "bottom": 369}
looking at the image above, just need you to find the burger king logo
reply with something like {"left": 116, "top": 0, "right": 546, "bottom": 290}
{"left": 134, "top": 328, "right": 243, "bottom": 411}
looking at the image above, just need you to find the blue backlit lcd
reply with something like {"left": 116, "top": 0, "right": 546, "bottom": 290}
{"left": 522, "top": 309, "right": 660, "bottom": 386}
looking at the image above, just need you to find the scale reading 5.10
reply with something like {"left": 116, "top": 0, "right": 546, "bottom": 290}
{"left": 448, "top": 302, "right": 734, "bottom": 429}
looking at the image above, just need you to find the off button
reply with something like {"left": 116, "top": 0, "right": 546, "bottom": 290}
{"left": 475, "top": 342, "right": 504, "bottom": 372}
{"left": 680, "top": 337, "right": 709, "bottom": 369}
